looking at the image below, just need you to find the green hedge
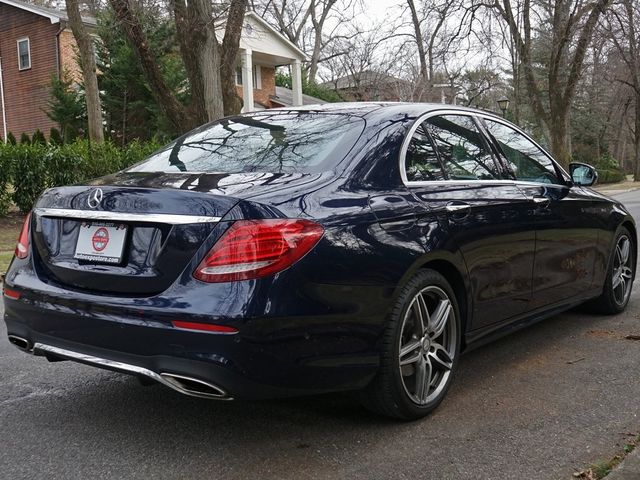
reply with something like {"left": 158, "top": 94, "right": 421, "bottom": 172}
{"left": 0, "top": 139, "right": 162, "bottom": 214}
{"left": 596, "top": 168, "right": 626, "bottom": 184}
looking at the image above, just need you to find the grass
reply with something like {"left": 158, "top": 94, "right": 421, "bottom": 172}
{"left": 0, "top": 213, "right": 24, "bottom": 275}
{"left": 575, "top": 434, "right": 640, "bottom": 479}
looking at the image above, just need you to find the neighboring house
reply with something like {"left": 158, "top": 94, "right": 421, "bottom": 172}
{"left": 219, "top": 11, "right": 308, "bottom": 112}
{"left": 0, "top": 5, "right": 309, "bottom": 142}
{"left": 322, "top": 70, "right": 458, "bottom": 104}
{"left": 0, "top": 0, "right": 96, "bottom": 141}
{"left": 321, "top": 71, "right": 414, "bottom": 102}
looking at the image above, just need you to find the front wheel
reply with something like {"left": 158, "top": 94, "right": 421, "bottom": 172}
{"left": 360, "top": 269, "right": 461, "bottom": 420}
{"left": 587, "top": 227, "right": 635, "bottom": 314}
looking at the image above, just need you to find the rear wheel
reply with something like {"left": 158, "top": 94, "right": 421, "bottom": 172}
{"left": 360, "top": 269, "right": 461, "bottom": 420}
{"left": 587, "top": 227, "right": 635, "bottom": 314}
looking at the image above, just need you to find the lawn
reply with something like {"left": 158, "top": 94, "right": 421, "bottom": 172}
{"left": 0, "top": 213, "right": 24, "bottom": 275}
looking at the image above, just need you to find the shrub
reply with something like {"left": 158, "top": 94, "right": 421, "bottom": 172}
{"left": 11, "top": 143, "right": 48, "bottom": 212}
{"left": 32, "top": 130, "right": 47, "bottom": 145}
{"left": 0, "top": 138, "right": 164, "bottom": 212}
{"left": 20, "top": 132, "right": 31, "bottom": 145}
{"left": 0, "top": 147, "right": 13, "bottom": 215}
{"left": 49, "top": 128, "right": 64, "bottom": 146}
{"left": 6, "top": 132, "right": 17, "bottom": 145}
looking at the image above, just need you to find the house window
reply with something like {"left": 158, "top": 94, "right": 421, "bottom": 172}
{"left": 17, "top": 38, "right": 31, "bottom": 70}
{"left": 235, "top": 65, "right": 261, "bottom": 89}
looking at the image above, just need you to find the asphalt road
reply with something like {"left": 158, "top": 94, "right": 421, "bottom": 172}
{"left": 2, "top": 190, "right": 640, "bottom": 480}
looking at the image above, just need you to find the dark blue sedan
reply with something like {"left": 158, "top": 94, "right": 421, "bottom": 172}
{"left": 2, "top": 103, "right": 635, "bottom": 420}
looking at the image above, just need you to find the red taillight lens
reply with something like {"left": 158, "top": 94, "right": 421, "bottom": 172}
{"left": 194, "top": 219, "right": 324, "bottom": 283}
{"left": 172, "top": 320, "right": 238, "bottom": 334}
{"left": 15, "top": 212, "right": 31, "bottom": 259}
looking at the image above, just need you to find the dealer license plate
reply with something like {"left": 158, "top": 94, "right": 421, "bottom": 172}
{"left": 74, "top": 222, "right": 127, "bottom": 264}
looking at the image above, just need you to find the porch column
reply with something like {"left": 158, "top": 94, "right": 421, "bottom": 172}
{"left": 291, "top": 59, "right": 303, "bottom": 106}
{"left": 241, "top": 49, "right": 254, "bottom": 113}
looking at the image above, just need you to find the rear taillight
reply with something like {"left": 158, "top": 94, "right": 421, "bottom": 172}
{"left": 15, "top": 212, "right": 31, "bottom": 259}
{"left": 194, "top": 219, "right": 324, "bottom": 283}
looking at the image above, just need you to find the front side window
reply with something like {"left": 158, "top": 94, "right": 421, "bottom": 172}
{"left": 128, "top": 112, "right": 365, "bottom": 174}
{"left": 424, "top": 115, "right": 500, "bottom": 180}
{"left": 483, "top": 119, "right": 561, "bottom": 184}
{"left": 405, "top": 124, "right": 445, "bottom": 182}
{"left": 17, "top": 38, "right": 30, "bottom": 70}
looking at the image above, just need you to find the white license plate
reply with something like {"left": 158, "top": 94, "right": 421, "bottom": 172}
{"left": 74, "top": 223, "right": 127, "bottom": 264}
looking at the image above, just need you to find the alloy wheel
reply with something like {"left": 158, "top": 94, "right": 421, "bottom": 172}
{"left": 612, "top": 234, "right": 633, "bottom": 306}
{"left": 398, "top": 286, "right": 457, "bottom": 405}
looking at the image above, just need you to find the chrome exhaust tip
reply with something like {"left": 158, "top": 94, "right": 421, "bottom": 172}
{"left": 8, "top": 335, "right": 32, "bottom": 353}
{"left": 160, "top": 373, "right": 232, "bottom": 400}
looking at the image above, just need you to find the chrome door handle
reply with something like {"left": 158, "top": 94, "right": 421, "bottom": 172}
{"left": 445, "top": 203, "right": 471, "bottom": 213}
{"left": 532, "top": 196, "right": 550, "bottom": 207}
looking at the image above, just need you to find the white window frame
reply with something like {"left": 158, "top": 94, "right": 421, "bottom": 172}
{"left": 235, "top": 65, "right": 262, "bottom": 90}
{"left": 17, "top": 37, "right": 31, "bottom": 71}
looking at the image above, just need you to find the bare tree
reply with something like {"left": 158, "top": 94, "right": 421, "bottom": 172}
{"left": 605, "top": 0, "right": 640, "bottom": 179}
{"left": 65, "top": 0, "right": 104, "bottom": 143}
{"left": 109, "top": 0, "right": 246, "bottom": 133}
{"left": 488, "top": 0, "right": 612, "bottom": 166}
{"left": 254, "top": 0, "right": 361, "bottom": 82}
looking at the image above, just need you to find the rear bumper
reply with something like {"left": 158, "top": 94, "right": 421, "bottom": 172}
{"left": 3, "top": 287, "right": 383, "bottom": 400}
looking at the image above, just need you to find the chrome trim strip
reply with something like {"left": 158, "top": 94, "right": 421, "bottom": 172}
{"left": 32, "top": 343, "right": 233, "bottom": 400}
{"left": 34, "top": 208, "right": 222, "bottom": 225}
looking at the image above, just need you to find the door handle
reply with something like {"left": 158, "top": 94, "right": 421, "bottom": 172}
{"left": 532, "top": 196, "right": 550, "bottom": 208}
{"left": 445, "top": 203, "right": 471, "bottom": 215}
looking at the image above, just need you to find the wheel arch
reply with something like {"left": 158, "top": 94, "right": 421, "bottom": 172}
{"left": 392, "top": 251, "right": 472, "bottom": 350}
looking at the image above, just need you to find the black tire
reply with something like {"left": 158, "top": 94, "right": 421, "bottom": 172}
{"left": 360, "top": 269, "right": 462, "bottom": 420}
{"left": 585, "top": 226, "right": 635, "bottom": 315}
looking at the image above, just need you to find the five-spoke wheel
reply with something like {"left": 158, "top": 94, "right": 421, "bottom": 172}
{"left": 360, "top": 269, "right": 461, "bottom": 420}
{"left": 398, "top": 286, "right": 456, "bottom": 405}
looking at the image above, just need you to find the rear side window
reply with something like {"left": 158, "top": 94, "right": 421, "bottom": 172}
{"left": 128, "top": 112, "right": 365, "bottom": 174}
{"left": 483, "top": 119, "right": 561, "bottom": 184}
{"left": 425, "top": 115, "right": 500, "bottom": 180}
{"left": 405, "top": 124, "right": 445, "bottom": 181}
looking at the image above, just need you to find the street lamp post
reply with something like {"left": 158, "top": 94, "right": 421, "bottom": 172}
{"left": 497, "top": 97, "right": 510, "bottom": 118}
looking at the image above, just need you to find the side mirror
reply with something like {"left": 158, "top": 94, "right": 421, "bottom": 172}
{"left": 569, "top": 162, "right": 598, "bottom": 187}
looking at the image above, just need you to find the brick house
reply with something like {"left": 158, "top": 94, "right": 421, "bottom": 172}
{"left": 0, "top": 4, "right": 310, "bottom": 142}
{"left": 0, "top": 0, "right": 96, "bottom": 141}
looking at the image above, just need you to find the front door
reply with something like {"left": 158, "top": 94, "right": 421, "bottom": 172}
{"left": 481, "top": 118, "right": 600, "bottom": 309}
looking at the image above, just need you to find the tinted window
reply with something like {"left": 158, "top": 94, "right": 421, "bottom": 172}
{"left": 484, "top": 119, "right": 561, "bottom": 184}
{"left": 128, "top": 112, "right": 365, "bottom": 174}
{"left": 405, "top": 124, "right": 445, "bottom": 181}
{"left": 425, "top": 115, "right": 499, "bottom": 180}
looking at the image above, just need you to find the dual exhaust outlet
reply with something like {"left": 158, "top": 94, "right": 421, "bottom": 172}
{"left": 7, "top": 335, "right": 232, "bottom": 400}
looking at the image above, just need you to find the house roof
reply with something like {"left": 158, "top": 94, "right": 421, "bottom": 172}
{"left": 272, "top": 86, "right": 327, "bottom": 107}
{"left": 216, "top": 11, "right": 308, "bottom": 64}
{"left": 321, "top": 70, "right": 410, "bottom": 90}
{"left": 0, "top": 0, "right": 97, "bottom": 26}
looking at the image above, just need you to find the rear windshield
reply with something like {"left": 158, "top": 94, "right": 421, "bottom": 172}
{"left": 128, "top": 112, "right": 365, "bottom": 174}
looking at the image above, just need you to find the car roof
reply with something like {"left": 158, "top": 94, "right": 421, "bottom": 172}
{"left": 261, "top": 102, "right": 505, "bottom": 121}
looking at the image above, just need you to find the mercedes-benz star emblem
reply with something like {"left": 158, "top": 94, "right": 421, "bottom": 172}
{"left": 87, "top": 188, "right": 104, "bottom": 209}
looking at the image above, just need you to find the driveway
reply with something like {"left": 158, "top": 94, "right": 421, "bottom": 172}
{"left": 1, "top": 190, "right": 640, "bottom": 480}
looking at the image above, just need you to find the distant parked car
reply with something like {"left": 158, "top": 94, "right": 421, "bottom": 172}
{"left": 3, "top": 103, "right": 635, "bottom": 420}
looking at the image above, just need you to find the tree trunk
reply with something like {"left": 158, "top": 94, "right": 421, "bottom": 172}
{"left": 407, "top": 0, "right": 428, "bottom": 98}
{"left": 548, "top": 113, "right": 572, "bottom": 167}
{"left": 634, "top": 101, "right": 640, "bottom": 181}
{"left": 65, "top": 0, "right": 104, "bottom": 143}
{"left": 220, "top": 0, "right": 246, "bottom": 115}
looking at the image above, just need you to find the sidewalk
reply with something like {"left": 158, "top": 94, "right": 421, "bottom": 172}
{"left": 605, "top": 449, "right": 640, "bottom": 479}
{"left": 594, "top": 176, "right": 640, "bottom": 196}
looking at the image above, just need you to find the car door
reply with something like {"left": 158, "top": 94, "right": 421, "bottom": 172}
{"left": 402, "top": 112, "right": 537, "bottom": 329}
{"left": 481, "top": 117, "right": 600, "bottom": 309}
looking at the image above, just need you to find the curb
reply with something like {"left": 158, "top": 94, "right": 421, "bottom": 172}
{"left": 604, "top": 449, "right": 640, "bottom": 479}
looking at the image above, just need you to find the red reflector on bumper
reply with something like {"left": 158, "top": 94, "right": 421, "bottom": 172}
{"left": 172, "top": 320, "right": 238, "bottom": 334}
{"left": 3, "top": 288, "right": 20, "bottom": 300}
